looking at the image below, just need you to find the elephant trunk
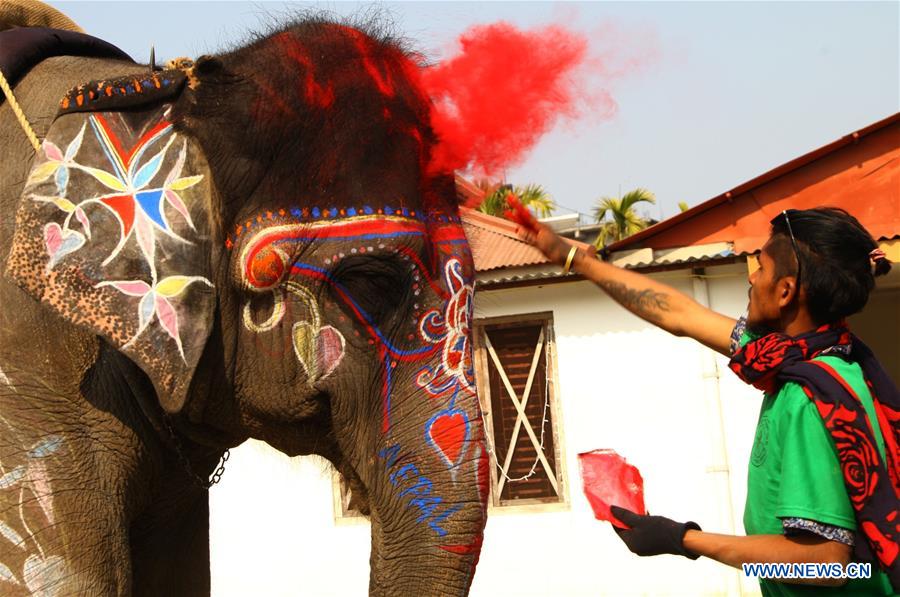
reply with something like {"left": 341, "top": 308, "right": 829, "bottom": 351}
{"left": 368, "top": 501, "right": 485, "bottom": 596}
{"left": 366, "top": 437, "right": 488, "bottom": 596}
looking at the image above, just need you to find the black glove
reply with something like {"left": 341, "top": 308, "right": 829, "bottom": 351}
{"left": 610, "top": 505, "right": 702, "bottom": 560}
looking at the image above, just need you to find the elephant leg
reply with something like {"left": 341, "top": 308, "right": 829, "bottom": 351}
{"left": 0, "top": 300, "right": 143, "bottom": 594}
{"left": 0, "top": 417, "right": 134, "bottom": 595}
{"left": 130, "top": 480, "right": 210, "bottom": 597}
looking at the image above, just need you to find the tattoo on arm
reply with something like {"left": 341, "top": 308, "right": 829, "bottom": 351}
{"left": 598, "top": 280, "right": 671, "bottom": 322}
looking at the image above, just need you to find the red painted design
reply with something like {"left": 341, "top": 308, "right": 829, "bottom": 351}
{"left": 100, "top": 195, "right": 137, "bottom": 239}
{"left": 439, "top": 534, "right": 483, "bottom": 556}
{"left": 248, "top": 245, "right": 286, "bottom": 289}
{"left": 242, "top": 219, "right": 426, "bottom": 286}
{"left": 275, "top": 33, "right": 335, "bottom": 109}
{"left": 475, "top": 444, "right": 489, "bottom": 510}
{"left": 339, "top": 26, "right": 395, "bottom": 97}
{"left": 428, "top": 411, "right": 468, "bottom": 466}
{"left": 92, "top": 114, "right": 170, "bottom": 171}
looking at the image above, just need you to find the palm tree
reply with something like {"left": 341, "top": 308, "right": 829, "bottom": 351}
{"left": 592, "top": 188, "right": 656, "bottom": 247}
{"left": 475, "top": 180, "right": 555, "bottom": 218}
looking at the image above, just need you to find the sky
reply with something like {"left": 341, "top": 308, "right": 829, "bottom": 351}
{"left": 49, "top": 1, "right": 899, "bottom": 222}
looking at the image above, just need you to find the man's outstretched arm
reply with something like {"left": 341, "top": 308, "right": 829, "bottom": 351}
{"left": 507, "top": 195, "right": 737, "bottom": 356}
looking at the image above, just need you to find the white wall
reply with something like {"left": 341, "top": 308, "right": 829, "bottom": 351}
{"left": 209, "top": 263, "right": 898, "bottom": 596}
{"left": 467, "top": 264, "right": 760, "bottom": 597}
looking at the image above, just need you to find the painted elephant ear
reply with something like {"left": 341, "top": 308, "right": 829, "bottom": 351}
{"left": 5, "top": 91, "right": 215, "bottom": 413}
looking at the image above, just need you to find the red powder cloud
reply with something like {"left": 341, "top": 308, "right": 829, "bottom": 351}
{"left": 420, "top": 22, "right": 591, "bottom": 177}
{"left": 419, "top": 19, "right": 660, "bottom": 186}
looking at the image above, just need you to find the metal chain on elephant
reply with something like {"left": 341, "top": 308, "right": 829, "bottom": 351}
{"left": 162, "top": 414, "right": 230, "bottom": 489}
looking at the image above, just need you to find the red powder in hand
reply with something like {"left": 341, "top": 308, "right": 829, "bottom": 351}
{"left": 421, "top": 22, "right": 589, "bottom": 177}
{"left": 578, "top": 449, "right": 646, "bottom": 528}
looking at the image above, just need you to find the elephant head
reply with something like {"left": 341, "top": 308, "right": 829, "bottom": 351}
{"left": 5, "top": 19, "right": 488, "bottom": 595}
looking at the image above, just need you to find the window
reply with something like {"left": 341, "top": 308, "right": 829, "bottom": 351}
{"left": 473, "top": 312, "right": 567, "bottom": 508}
{"left": 334, "top": 311, "right": 568, "bottom": 520}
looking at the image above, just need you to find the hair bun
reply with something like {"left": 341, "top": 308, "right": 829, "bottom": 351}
{"left": 873, "top": 256, "right": 892, "bottom": 277}
{"left": 870, "top": 248, "right": 892, "bottom": 277}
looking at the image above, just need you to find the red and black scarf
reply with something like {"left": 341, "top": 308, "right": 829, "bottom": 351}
{"left": 730, "top": 322, "right": 900, "bottom": 590}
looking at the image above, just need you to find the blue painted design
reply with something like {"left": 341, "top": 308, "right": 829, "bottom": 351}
{"left": 135, "top": 190, "right": 166, "bottom": 228}
{"left": 142, "top": 80, "right": 153, "bottom": 89}
{"left": 140, "top": 292, "right": 156, "bottom": 324}
{"left": 0, "top": 466, "right": 25, "bottom": 489}
{"left": 291, "top": 263, "right": 434, "bottom": 357}
{"left": 55, "top": 166, "right": 69, "bottom": 196}
{"left": 89, "top": 117, "right": 127, "bottom": 181}
{"left": 426, "top": 505, "right": 462, "bottom": 536}
{"left": 133, "top": 150, "right": 166, "bottom": 189}
{"left": 384, "top": 352, "right": 395, "bottom": 425}
{"left": 399, "top": 475, "right": 433, "bottom": 498}
{"left": 279, "top": 231, "right": 423, "bottom": 244}
{"left": 227, "top": 206, "right": 465, "bottom": 246}
{"left": 128, "top": 124, "right": 173, "bottom": 181}
{"left": 126, "top": 85, "right": 135, "bottom": 94}
{"left": 163, "top": 78, "right": 170, "bottom": 87}
{"left": 27, "top": 436, "right": 62, "bottom": 458}
{"left": 380, "top": 447, "right": 459, "bottom": 537}
{"left": 417, "top": 365, "right": 459, "bottom": 396}
{"left": 378, "top": 444, "right": 401, "bottom": 468}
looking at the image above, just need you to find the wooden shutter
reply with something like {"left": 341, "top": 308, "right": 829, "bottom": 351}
{"left": 482, "top": 322, "right": 559, "bottom": 502}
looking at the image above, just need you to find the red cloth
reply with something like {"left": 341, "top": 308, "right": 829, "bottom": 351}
{"left": 579, "top": 449, "right": 645, "bottom": 528}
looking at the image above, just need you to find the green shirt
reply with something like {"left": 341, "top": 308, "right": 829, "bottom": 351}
{"left": 743, "top": 354, "right": 894, "bottom": 596}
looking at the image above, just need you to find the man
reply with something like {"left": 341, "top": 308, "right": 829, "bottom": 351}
{"left": 506, "top": 198, "right": 898, "bottom": 595}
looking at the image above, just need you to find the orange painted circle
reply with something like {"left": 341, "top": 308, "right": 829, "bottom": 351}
{"left": 249, "top": 245, "right": 285, "bottom": 288}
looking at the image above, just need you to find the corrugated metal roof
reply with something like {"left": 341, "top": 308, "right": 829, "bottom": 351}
{"left": 607, "top": 241, "right": 737, "bottom": 268}
{"left": 474, "top": 264, "right": 575, "bottom": 286}
{"left": 472, "top": 243, "right": 746, "bottom": 286}
{"left": 462, "top": 210, "right": 549, "bottom": 271}
{"left": 460, "top": 208, "right": 593, "bottom": 273}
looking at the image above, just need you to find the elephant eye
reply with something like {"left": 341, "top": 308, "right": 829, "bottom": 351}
{"left": 329, "top": 254, "right": 413, "bottom": 325}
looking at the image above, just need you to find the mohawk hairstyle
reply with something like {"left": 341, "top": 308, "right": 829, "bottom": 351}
{"left": 172, "top": 12, "right": 443, "bottom": 229}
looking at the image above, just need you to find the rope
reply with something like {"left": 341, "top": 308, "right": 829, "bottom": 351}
{"left": 0, "top": 67, "right": 41, "bottom": 153}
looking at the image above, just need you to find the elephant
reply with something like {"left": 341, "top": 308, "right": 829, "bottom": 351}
{"left": 0, "top": 14, "right": 488, "bottom": 596}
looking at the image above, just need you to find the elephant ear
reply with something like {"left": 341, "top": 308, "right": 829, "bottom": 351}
{"left": 5, "top": 74, "right": 214, "bottom": 413}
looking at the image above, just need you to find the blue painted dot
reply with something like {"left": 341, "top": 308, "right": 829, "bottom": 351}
{"left": 142, "top": 80, "right": 153, "bottom": 89}
{"left": 312, "top": 207, "right": 321, "bottom": 218}
{"left": 291, "top": 208, "right": 303, "bottom": 218}
{"left": 364, "top": 205, "right": 373, "bottom": 215}
{"left": 162, "top": 79, "right": 170, "bottom": 86}
{"left": 401, "top": 207, "right": 409, "bottom": 217}
{"left": 330, "top": 207, "right": 338, "bottom": 218}
{"left": 348, "top": 207, "right": 357, "bottom": 216}
{"left": 126, "top": 85, "right": 135, "bottom": 94}
{"left": 385, "top": 206, "right": 394, "bottom": 215}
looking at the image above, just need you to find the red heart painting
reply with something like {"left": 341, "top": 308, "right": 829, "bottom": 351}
{"left": 428, "top": 409, "right": 469, "bottom": 468}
